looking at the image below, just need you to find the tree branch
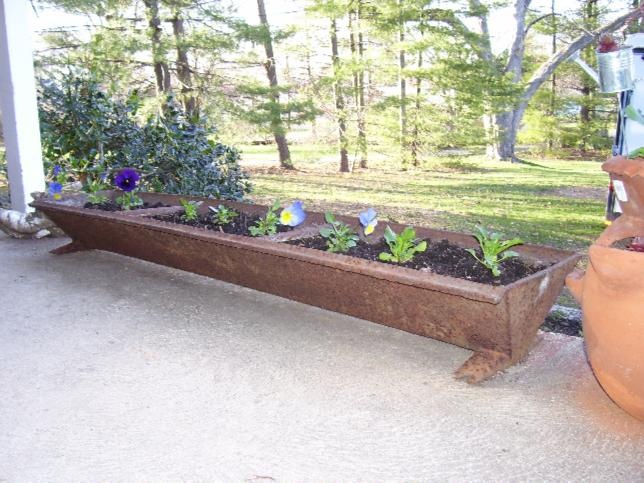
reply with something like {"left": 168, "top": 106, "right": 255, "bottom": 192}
{"left": 525, "top": 12, "right": 558, "bottom": 35}
{"left": 421, "top": 8, "right": 481, "bottom": 52}
{"left": 522, "top": 6, "right": 644, "bottom": 105}
{"left": 505, "top": 0, "right": 531, "bottom": 79}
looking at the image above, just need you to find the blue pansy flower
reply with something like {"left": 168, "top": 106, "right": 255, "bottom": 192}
{"left": 359, "top": 208, "right": 378, "bottom": 235}
{"left": 48, "top": 181, "right": 63, "bottom": 200}
{"left": 52, "top": 164, "right": 62, "bottom": 177}
{"left": 280, "top": 200, "right": 306, "bottom": 227}
{"left": 114, "top": 168, "right": 140, "bottom": 192}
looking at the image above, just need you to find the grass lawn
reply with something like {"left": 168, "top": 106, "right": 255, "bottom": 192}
{"left": 239, "top": 144, "right": 609, "bottom": 252}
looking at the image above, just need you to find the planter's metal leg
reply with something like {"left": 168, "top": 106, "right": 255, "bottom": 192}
{"left": 454, "top": 349, "right": 511, "bottom": 384}
{"left": 50, "top": 239, "right": 89, "bottom": 255}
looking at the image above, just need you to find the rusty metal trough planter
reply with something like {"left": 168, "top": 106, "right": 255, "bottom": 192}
{"left": 33, "top": 192, "right": 580, "bottom": 383}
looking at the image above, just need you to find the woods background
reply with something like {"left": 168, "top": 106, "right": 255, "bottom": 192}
{"left": 31, "top": 0, "right": 643, "bottom": 170}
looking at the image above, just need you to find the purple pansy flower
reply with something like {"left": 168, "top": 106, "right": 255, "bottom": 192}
{"left": 359, "top": 208, "right": 378, "bottom": 235}
{"left": 48, "top": 181, "right": 63, "bottom": 200}
{"left": 280, "top": 200, "right": 306, "bottom": 227}
{"left": 114, "top": 168, "right": 140, "bottom": 192}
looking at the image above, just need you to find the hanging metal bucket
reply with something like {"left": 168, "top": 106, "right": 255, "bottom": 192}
{"left": 597, "top": 48, "right": 633, "bottom": 93}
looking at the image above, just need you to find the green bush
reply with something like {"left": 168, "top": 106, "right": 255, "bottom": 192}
{"left": 0, "top": 147, "right": 6, "bottom": 178}
{"left": 38, "top": 74, "right": 251, "bottom": 200}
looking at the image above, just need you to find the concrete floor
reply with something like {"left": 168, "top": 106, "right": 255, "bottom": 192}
{"left": 1, "top": 232, "right": 643, "bottom": 481}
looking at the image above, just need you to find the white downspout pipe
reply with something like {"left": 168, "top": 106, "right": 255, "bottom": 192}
{"left": 0, "top": 0, "right": 45, "bottom": 213}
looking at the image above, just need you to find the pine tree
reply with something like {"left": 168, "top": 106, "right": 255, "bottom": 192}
{"left": 256, "top": 0, "right": 294, "bottom": 169}
{"left": 331, "top": 15, "right": 350, "bottom": 172}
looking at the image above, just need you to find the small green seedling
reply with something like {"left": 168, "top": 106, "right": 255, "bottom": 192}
{"left": 466, "top": 225, "right": 523, "bottom": 277}
{"left": 87, "top": 192, "right": 109, "bottom": 205}
{"left": 209, "top": 204, "right": 239, "bottom": 225}
{"left": 378, "top": 226, "right": 427, "bottom": 263}
{"left": 85, "top": 177, "right": 109, "bottom": 205}
{"left": 319, "top": 212, "right": 359, "bottom": 253}
{"left": 180, "top": 199, "right": 202, "bottom": 222}
{"left": 115, "top": 192, "right": 143, "bottom": 210}
{"left": 249, "top": 200, "right": 281, "bottom": 236}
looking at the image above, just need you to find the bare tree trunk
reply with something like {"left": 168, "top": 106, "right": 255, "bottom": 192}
{"left": 257, "top": 0, "right": 293, "bottom": 169}
{"left": 143, "top": 0, "right": 171, "bottom": 95}
{"left": 580, "top": 0, "right": 598, "bottom": 151}
{"left": 357, "top": 1, "right": 368, "bottom": 168}
{"left": 506, "top": 0, "right": 531, "bottom": 81}
{"left": 350, "top": 1, "right": 368, "bottom": 168}
{"left": 547, "top": 0, "right": 556, "bottom": 151}
{"left": 285, "top": 53, "right": 292, "bottom": 124}
{"left": 468, "top": 0, "right": 499, "bottom": 158}
{"left": 349, "top": 10, "right": 359, "bottom": 156}
{"left": 492, "top": 0, "right": 531, "bottom": 162}
{"left": 398, "top": 0, "right": 408, "bottom": 169}
{"left": 411, "top": 49, "right": 422, "bottom": 167}
{"left": 304, "top": 40, "right": 318, "bottom": 141}
{"left": 331, "top": 17, "right": 350, "bottom": 173}
{"left": 170, "top": 11, "right": 197, "bottom": 118}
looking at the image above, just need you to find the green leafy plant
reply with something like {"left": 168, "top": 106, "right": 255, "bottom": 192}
{"left": 378, "top": 226, "right": 427, "bottom": 263}
{"left": 319, "top": 212, "right": 359, "bottom": 253}
{"left": 115, "top": 192, "right": 143, "bottom": 210}
{"left": 85, "top": 176, "right": 109, "bottom": 205}
{"left": 628, "top": 147, "right": 644, "bottom": 159}
{"left": 39, "top": 74, "right": 251, "bottom": 200}
{"left": 249, "top": 200, "right": 281, "bottom": 236}
{"left": 209, "top": 204, "right": 238, "bottom": 224}
{"left": 180, "top": 199, "right": 202, "bottom": 222}
{"left": 87, "top": 192, "right": 109, "bottom": 205}
{"left": 466, "top": 226, "right": 523, "bottom": 277}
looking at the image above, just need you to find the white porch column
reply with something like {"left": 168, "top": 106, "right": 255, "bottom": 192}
{"left": 0, "top": 0, "right": 44, "bottom": 213}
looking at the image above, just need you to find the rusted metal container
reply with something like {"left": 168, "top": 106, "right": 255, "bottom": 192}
{"left": 33, "top": 192, "right": 580, "bottom": 383}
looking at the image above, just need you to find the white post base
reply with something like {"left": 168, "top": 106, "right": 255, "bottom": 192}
{"left": 0, "top": 0, "right": 45, "bottom": 213}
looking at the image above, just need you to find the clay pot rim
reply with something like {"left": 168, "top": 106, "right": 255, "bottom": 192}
{"left": 602, "top": 155, "right": 644, "bottom": 178}
{"left": 591, "top": 241, "right": 644, "bottom": 256}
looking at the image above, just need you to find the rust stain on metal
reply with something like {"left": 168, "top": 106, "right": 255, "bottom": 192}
{"left": 33, "top": 192, "right": 580, "bottom": 383}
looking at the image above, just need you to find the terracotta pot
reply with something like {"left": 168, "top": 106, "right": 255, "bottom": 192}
{"left": 602, "top": 156, "right": 644, "bottom": 219}
{"left": 33, "top": 192, "right": 580, "bottom": 384}
{"left": 566, "top": 215, "right": 644, "bottom": 421}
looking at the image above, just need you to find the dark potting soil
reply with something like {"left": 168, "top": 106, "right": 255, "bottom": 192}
{"left": 541, "top": 312, "right": 583, "bottom": 337}
{"left": 287, "top": 235, "right": 580, "bottom": 336}
{"left": 84, "top": 201, "right": 169, "bottom": 211}
{"left": 286, "top": 236, "right": 548, "bottom": 286}
{"left": 152, "top": 211, "right": 293, "bottom": 236}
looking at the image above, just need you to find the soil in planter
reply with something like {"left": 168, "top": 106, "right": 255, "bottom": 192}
{"left": 287, "top": 236, "right": 548, "bottom": 286}
{"left": 84, "top": 200, "right": 169, "bottom": 211}
{"left": 152, "top": 211, "right": 293, "bottom": 236}
{"left": 541, "top": 312, "right": 583, "bottom": 337}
